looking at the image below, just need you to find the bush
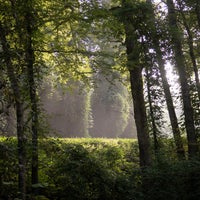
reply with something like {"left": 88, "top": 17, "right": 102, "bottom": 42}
{"left": 142, "top": 159, "right": 200, "bottom": 200}
{"left": 38, "top": 139, "right": 139, "bottom": 200}
{"left": 45, "top": 143, "right": 134, "bottom": 200}
{"left": 0, "top": 138, "right": 18, "bottom": 198}
{"left": 1, "top": 137, "right": 200, "bottom": 200}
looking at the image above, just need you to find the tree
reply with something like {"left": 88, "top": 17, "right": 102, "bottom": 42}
{"left": 146, "top": 0, "right": 185, "bottom": 159}
{"left": 119, "top": 0, "right": 152, "bottom": 167}
{"left": 0, "top": 0, "right": 43, "bottom": 197}
{"left": 23, "top": 0, "right": 39, "bottom": 187}
{"left": 166, "top": 0, "right": 198, "bottom": 157}
{"left": 0, "top": 21, "right": 27, "bottom": 199}
{"left": 41, "top": 80, "right": 92, "bottom": 137}
{"left": 91, "top": 70, "right": 131, "bottom": 138}
{"left": 145, "top": 62, "right": 160, "bottom": 153}
{"left": 177, "top": 0, "right": 200, "bottom": 101}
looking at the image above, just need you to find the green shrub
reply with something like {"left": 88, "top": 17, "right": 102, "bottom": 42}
{"left": 45, "top": 144, "right": 114, "bottom": 199}
{"left": 1, "top": 137, "right": 200, "bottom": 200}
{"left": 142, "top": 159, "right": 200, "bottom": 200}
{"left": 0, "top": 138, "right": 18, "bottom": 198}
{"left": 41, "top": 140, "right": 139, "bottom": 200}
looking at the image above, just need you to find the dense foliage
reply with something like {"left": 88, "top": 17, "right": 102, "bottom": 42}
{"left": 1, "top": 137, "right": 200, "bottom": 200}
{"left": 0, "top": 0, "right": 200, "bottom": 199}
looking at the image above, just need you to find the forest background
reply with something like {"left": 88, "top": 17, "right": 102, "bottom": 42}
{"left": 0, "top": 0, "right": 200, "bottom": 199}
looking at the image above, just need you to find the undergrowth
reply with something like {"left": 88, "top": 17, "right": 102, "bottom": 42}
{"left": 0, "top": 137, "right": 200, "bottom": 200}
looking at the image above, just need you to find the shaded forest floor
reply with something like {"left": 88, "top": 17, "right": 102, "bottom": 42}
{"left": 0, "top": 137, "right": 200, "bottom": 200}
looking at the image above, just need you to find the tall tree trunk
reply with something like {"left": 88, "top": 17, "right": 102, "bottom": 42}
{"left": 129, "top": 69, "right": 152, "bottom": 167}
{"left": 146, "top": 0, "right": 185, "bottom": 159}
{"left": 121, "top": 0, "right": 151, "bottom": 167}
{"left": 0, "top": 22, "right": 26, "bottom": 200}
{"left": 145, "top": 66, "right": 159, "bottom": 153}
{"left": 157, "top": 53, "right": 185, "bottom": 159}
{"left": 167, "top": 0, "right": 198, "bottom": 158}
{"left": 24, "top": 4, "right": 39, "bottom": 187}
{"left": 177, "top": 0, "right": 200, "bottom": 101}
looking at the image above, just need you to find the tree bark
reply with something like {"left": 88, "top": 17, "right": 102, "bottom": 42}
{"left": 24, "top": 5, "right": 39, "bottom": 187}
{"left": 121, "top": 0, "right": 152, "bottom": 167}
{"left": 145, "top": 0, "right": 185, "bottom": 159}
{"left": 129, "top": 68, "right": 152, "bottom": 167}
{"left": 0, "top": 22, "right": 27, "bottom": 200}
{"left": 145, "top": 66, "right": 159, "bottom": 153}
{"left": 158, "top": 53, "right": 185, "bottom": 159}
{"left": 167, "top": 0, "right": 198, "bottom": 158}
{"left": 177, "top": 0, "right": 200, "bottom": 101}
